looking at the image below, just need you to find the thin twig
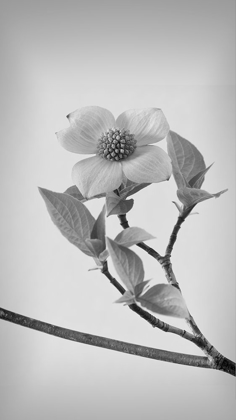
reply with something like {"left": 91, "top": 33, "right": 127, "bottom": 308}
{"left": 165, "top": 215, "right": 186, "bottom": 257}
{"left": 0, "top": 307, "right": 212, "bottom": 370}
{"left": 101, "top": 261, "right": 198, "bottom": 345}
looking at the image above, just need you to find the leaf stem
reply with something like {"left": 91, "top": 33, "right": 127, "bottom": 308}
{"left": 0, "top": 307, "right": 214, "bottom": 371}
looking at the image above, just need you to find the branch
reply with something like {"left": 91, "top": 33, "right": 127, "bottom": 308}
{"left": 101, "top": 261, "right": 198, "bottom": 345}
{"left": 165, "top": 214, "right": 187, "bottom": 257}
{"left": 0, "top": 307, "right": 212, "bottom": 370}
{"left": 117, "top": 213, "right": 236, "bottom": 376}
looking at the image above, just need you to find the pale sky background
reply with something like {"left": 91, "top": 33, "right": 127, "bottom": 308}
{"left": 0, "top": 1, "right": 235, "bottom": 419}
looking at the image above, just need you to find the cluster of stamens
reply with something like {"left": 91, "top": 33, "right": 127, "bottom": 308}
{"left": 97, "top": 128, "right": 137, "bottom": 161}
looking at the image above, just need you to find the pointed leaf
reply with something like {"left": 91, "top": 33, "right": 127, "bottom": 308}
{"left": 177, "top": 187, "right": 228, "bottom": 209}
{"left": 85, "top": 238, "right": 104, "bottom": 258}
{"left": 188, "top": 163, "right": 214, "bottom": 189}
{"left": 106, "top": 238, "right": 144, "bottom": 291}
{"left": 98, "top": 249, "right": 109, "bottom": 262}
{"left": 64, "top": 185, "right": 85, "bottom": 201}
{"left": 137, "top": 284, "right": 189, "bottom": 319}
{"left": 120, "top": 181, "right": 151, "bottom": 199}
{"left": 167, "top": 131, "right": 206, "bottom": 189}
{"left": 134, "top": 280, "right": 151, "bottom": 298}
{"left": 110, "top": 198, "right": 134, "bottom": 216}
{"left": 213, "top": 189, "right": 228, "bottom": 198}
{"left": 64, "top": 185, "right": 106, "bottom": 202}
{"left": 167, "top": 133, "right": 187, "bottom": 189}
{"left": 115, "top": 290, "right": 135, "bottom": 305}
{"left": 106, "top": 191, "right": 134, "bottom": 216}
{"left": 172, "top": 201, "right": 183, "bottom": 213}
{"left": 114, "top": 227, "right": 155, "bottom": 248}
{"left": 91, "top": 205, "right": 106, "bottom": 251}
{"left": 39, "top": 188, "right": 95, "bottom": 256}
{"left": 116, "top": 281, "right": 151, "bottom": 304}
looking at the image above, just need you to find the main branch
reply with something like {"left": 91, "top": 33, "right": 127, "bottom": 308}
{"left": 0, "top": 307, "right": 211, "bottom": 370}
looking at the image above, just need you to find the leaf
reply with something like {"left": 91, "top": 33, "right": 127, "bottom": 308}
{"left": 115, "top": 281, "right": 151, "bottom": 305}
{"left": 134, "top": 280, "right": 152, "bottom": 298}
{"left": 39, "top": 188, "right": 95, "bottom": 256}
{"left": 64, "top": 185, "right": 85, "bottom": 201}
{"left": 91, "top": 205, "right": 106, "bottom": 251}
{"left": 167, "top": 131, "right": 206, "bottom": 189}
{"left": 177, "top": 187, "right": 228, "bottom": 209}
{"left": 98, "top": 249, "right": 109, "bottom": 262}
{"left": 64, "top": 185, "right": 106, "bottom": 202}
{"left": 172, "top": 201, "right": 183, "bottom": 213}
{"left": 106, "top": 238, "right": 144, "bottom": 291}
{"left": 85, "top": 238, "right": 104, "bottom": 258}
{"left": 137, "top": 284, "right": 189, "bottom": 319}
{"left": 115, "top": 290, "right": 135, "bottom": 305}
{"left": 114, "top": 227, "right": 155, "bottom": 248}
{"left": 120, "top": 181, "right": 151, "bottom": 199}
{"left": 106, "top": 192, "right": 134, "bottom": 216}
{"left": 188, "top": 163, "right": 214, "bottom": 189}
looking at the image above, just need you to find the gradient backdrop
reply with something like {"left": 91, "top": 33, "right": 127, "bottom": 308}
{"left": 0, "top": 1, "right": 235, "bottom": 419}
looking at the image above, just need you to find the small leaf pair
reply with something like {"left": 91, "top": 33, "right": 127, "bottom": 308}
{"left": 118, "top": 179, "right": 151, "bottom": 199}
{"left": 167, "top": 131, "right": 227, "bottom": 213}
{"left": 106, "top": 192, "right": 134, "bottom": 217}
{"left": 65, "top": 181, "right": 151, "bottom": 217}
{"left": 107, "top": 232, "right": 189, "bottom": 319}
{"left": 39, "top": 188, "right": 107, "bottom": 264}
{"left": 105, "top": 180, "right": 152, "bottom": 217}
{"left": 64, "top": 185, "right": 106, "bottom": 202}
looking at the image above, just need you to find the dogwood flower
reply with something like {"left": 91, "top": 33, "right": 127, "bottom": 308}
{"left": 57, "top": 106, "right": 172, "bottom": 198}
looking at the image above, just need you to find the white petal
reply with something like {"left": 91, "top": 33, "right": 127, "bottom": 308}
{"left": 57, "top": 106, "right": 116, "bottom": 154}
{"left": 116, "top": 108, "right": 169, "bottom": 146}
{"left": 72, "top": 156, "right": 123, "bottom": 198}
{"left": 122, "top": 145, "right": 172, "bottom": 184}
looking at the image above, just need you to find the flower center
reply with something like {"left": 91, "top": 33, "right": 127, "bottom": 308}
{"left": 97, "top": 128, "right": 137, "bottom": 161}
